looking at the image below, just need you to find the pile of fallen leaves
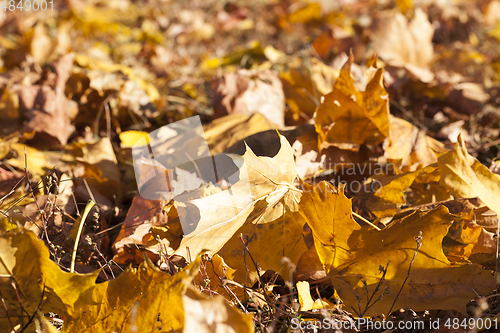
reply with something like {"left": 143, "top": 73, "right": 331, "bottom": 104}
{"left": 2, "top": 0, "right": 500, "bottom": 332}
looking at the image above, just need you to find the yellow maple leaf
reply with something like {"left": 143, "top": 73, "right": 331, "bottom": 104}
{"left": 314, "top": 52, "right": 390, "bottom": 151}
{"left": 0, "top": 231, "right": 99, "bottom": 332}
{"left": 174, "top": 134, "right": 301, "bottom": 259}
{"left": 306, "top": 200, "right": 495, "bottom": 317}
{"left": 438, "top": 134, "right": 500, "bottom": 216}
{"left": 299, "top": 181, "right": 360, "bottom": 273}
{"left": 66, "top": 257, "right": 201, "bottom": 332}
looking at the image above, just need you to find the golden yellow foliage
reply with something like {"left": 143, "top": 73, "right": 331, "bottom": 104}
{"left": 315, "top": 53, "right": 390, "bottom": 151}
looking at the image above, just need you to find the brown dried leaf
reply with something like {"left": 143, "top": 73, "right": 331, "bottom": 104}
{"left": 371, "top": 9, "right": 434, "bottom": 69}
{"left": 17, "top": 53, "right": 77, "bottom": 147}
{"left": 314, "top": 53, "right": 390, "bottom": 151}
{"left": 213, "top": 69, "right": 286, "bottom": 128}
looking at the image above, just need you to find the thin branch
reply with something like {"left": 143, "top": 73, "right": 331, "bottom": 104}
{"left": 388, "top": 231, "right": 423, "bottom": 316}
{"left": 496, "top": 217, "right": 499, "bottom": 289}
{"left": 239, "top": 235, "right": 274, "bottom": 322}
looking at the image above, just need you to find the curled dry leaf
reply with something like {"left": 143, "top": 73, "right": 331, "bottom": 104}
{"left": 17, "top": 53, "right": 78, "bottom": 147}
{"left": 280, "top": 68, "right": 320, "bottom": 125}
{"left": 438, "top": 134, "right": 500, "bottom": 216}
{"left": 384, "top": 115, "right": 446, "bottom": 172}
{"left": 213, "top": 69, "right": 286, "bottom": 128}
{"left": 194, "top": 254, "right": 238, "bottom": 298}
{"left": 294, "top": 246, "right": 327, "bottom": 282}
{"left": 314, "top": 52, "right": 390, "bottom": 151}
{"left": 443, "top": 198, "right": 495, "bottom": 263}
{"left": 112, "top": 194, "right": 171, "bottom": 264}
{"left": 371, "top": 9, "right": 434, "bottom": 71}
{"left": 468, "top": 228, "right": 497, "bottom": 266}
{"left": 305, "top": 194, "right": 495, "bottom": 317}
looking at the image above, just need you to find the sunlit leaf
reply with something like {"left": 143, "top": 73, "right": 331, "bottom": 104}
{"left": 314, "top": 53, "right": 390, "bottom": 151}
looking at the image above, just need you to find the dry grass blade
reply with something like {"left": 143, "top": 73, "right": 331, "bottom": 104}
{"left": 70, "top": 200, "right": 95, "bottom": 273}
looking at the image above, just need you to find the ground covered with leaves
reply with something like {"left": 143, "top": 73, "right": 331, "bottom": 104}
{"left": 2, "top": 0, "right": 500, "bottom": 332}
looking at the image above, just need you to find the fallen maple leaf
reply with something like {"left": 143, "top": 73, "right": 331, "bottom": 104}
{"left": 298, "top": 182, "right": 360, "bottom": 273}
{"left": 16, "top": 53, "right": 78, "bottom": 147}
{"left": 384, "top": 115, "right": 446, "bottom": 172}
{"left": 0, "top": 230, "right": 98, "bottom": 332}
{"left": 0, "top": 228, "right": 255, "bottom": 332}
{"left": 66, "top": 257, "right": 201, "bottom": 332}
{"left": 305, "top": 192, "right": 495, "bottom": 316}
{"left": 314, "top": 52, "right": 390, "bottom": 151}
{"left": 213, "top": 69, "right": 286, "bottom": 128}
{"left": 174, "top": 134, "right": 303, "bottom": 284}
{"left": 438, "top": 134, "right": 500, "bottom": 216}
{"left": 217, "top": 201, "right": 308, "bottom": 287}
{"left": 371, "top": 8, "right": 434, "bottom": 79}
